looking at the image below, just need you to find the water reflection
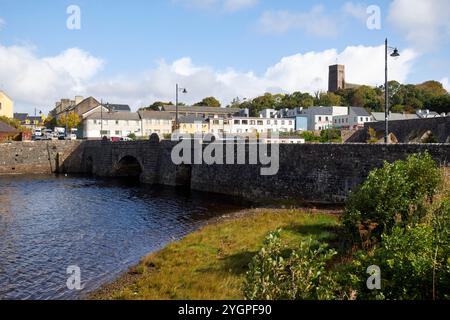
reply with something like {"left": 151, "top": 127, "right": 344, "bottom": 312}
{"left": 0, "top": 175, "right": 249, "bottom": 300}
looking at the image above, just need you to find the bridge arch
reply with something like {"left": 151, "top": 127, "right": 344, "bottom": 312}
{"left": 115, "top": 155, "right": 143, "bottom": 179}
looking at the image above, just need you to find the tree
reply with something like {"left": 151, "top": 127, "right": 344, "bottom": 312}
{"left": 281, "top": 92, "right": 314, "bottom": 109}
{"left": 416, "top": 80, "right": 448, "bottom": 97}
{"left": 426, "top": 94, "right": 450, "bottom": 114}
{"left": 0, "top": 116, "right": 21, "bottom": 129}
{"left": 194, "top": 97, "right": 221, "bottom": 108}
{"left": 351, "top": 86, "right": 382, "bottom": 111}
{"left": 44, "top": 115, "right": 57, "bottom": 130}
{"left": 315, "top": 92, "right": 342, "bottom": 106}
{"left": 57, "top": 112, "right": 81, "bottom": 130}
{"left": 141, "top": 101, "right": 173, "bottom": 111}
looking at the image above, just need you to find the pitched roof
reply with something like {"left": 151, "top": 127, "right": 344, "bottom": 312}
{"left": 371, "top": 112, "right": 419, "bottom": 121}
{"left": 85, "top": 112, "right": 140, "bottom": 121}
{"left": 162, "top": 105, "right": 241, "bottom": 114}
{"left": 14, "top": 113, "right": 29, "bottom": 122}
{"left": 0, "top": 121, "right": 19, "bottom": 133}
{"left": 138, "top": 111, "right": 173, "bottom": 120}
{"left": 106, "top": 104, "right": 131, "bottom": 112}
{"left": 179, "top": 115, "right": 207, "bottom": 124}
{"left": 350, "top": 107, "right": 371, "bottom": 117}
{"left": 301, "top": 107, "right": 334, "bottom": 116}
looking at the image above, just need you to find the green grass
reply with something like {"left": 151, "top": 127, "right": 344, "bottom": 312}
{"left": 92, "top": 209, "right": 340, "bottom": 300}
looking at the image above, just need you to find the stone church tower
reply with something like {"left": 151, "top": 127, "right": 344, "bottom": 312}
{"left": 328, "top": 64, "right": 346, "bottom": 93}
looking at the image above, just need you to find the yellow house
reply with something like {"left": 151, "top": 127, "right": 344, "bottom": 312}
{"left": 0, "top": 91, "right": 14, "bottom": 118}
{"left": 178, "top": 116, "right": 209, "bottom": 135}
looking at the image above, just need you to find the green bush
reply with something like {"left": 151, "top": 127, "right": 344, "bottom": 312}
{"left": 348, "top": 221, "right": 450, "bottom": 300}
{"left": 243, "top": 231, "right": 339, "bottom": 300}
{"left": 342, "top": 153, "right": 443, "bottom": 244}
{"left": 320, "top": 129, "right": 342, "bottom": 143}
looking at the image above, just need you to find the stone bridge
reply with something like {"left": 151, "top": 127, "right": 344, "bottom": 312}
{"left": 60, "top": 137, "right": 450, "bottom": 203}
{"left": 1, "top": 138, "right": 449, "bottom": 203}
{"left": 347, "top": 116, "right": 450, "bottom": 143}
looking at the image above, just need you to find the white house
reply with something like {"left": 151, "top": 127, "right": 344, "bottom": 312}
{"left": 83, "top": 112, "right": 142, "bottom": 139}
{"left": 259, "top": 109, "right": 279, "bottom": 118}
{"left": 139, "top": 111, "right": 173, "bottom": 137}
{"left": 229, "top": 116, "right": 295, "bottom": 134}
{"left": 300, "top": 106, "right": 348, "bottom": 131}
{"left": 333, "top": 107, "right": 374, "bottom": 130}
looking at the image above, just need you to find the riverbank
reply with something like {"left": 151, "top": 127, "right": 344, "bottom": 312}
{"left": 89, "top": 208, "right": 342, "bottom": 300}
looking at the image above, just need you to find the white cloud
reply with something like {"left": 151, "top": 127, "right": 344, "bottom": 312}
{"left": 223, "top": 0, "right": 258, "bottom": 12}
{"left": 0, "top": 44, "right": 103, "bottom": 110}
{"left": 0, "top": 42, "right": 417, "bottom": 113}
{"left": 441, "top": 78, "right": 450, "bottom": 93}
{"left": 388, "top": 0, "right": 450, "bottom": 50}
{"left": 86, "top": 45, "right": 417, "bottom": 110}
{"left": 342, "top": 2, "right": 367, "bottom": 23}
{"left": 173, "top": 0, "right": 258, "bottom": 12}
{"left": 258, "top": 6, "right": 338, "bottom": 36}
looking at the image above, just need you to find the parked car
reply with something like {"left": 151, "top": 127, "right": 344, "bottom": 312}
{"left": 33, "top": 128, "right": 44, "bottom": 140}
{"left": 110, "top": 137, "right": 120, "bottom": 142}
{"left": 65, "top": 133, "right": 77, "bottom": 141}
{"left": 120, "top": 137, "right": 133, "bottom": 142}
{"left": 43, "top": 129, "right": 53, "bottom": 140}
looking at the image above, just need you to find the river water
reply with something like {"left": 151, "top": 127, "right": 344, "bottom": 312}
{"left": 0, "top": 175, "right": 247, "bottom": 300}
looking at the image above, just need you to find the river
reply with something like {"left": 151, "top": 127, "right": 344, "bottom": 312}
{"left": 0, "top": 175, "right": 248, "bottom": 300}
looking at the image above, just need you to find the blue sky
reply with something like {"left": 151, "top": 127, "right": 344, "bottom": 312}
{"left": 0, "top": 0, "right": 449, "bottom": 113}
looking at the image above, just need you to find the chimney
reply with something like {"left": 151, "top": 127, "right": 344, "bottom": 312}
{"left": 75, "top": 96, "right": 84, "bottom": 105}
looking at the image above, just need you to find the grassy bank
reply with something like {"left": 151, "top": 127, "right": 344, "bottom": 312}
{"left": 91, "top": 208, "right": 341, "bottom": 300}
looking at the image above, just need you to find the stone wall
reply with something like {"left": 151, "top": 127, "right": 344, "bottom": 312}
{"left": 347, "top": 117, "right": 450, "bottom": 143}
{"left": 191, "top": 143, "right": 450, "bottom": 203}
{"left": 0, "top": 141, "right": 83, "bottom": 175}
{"left": 1, "top": 140, "right": 449, "bottom": 204}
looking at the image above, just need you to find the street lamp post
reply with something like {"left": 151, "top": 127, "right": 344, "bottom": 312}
{"left": 175, "top": 84, "right": 187, "bottom": 130}
{"left": 34, "top": 108, "right": 42, "bottom": 130}
{"left": 384, "top": 38, "right": 400, "bottom": 144}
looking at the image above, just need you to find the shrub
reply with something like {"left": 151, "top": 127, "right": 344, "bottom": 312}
{"left": 348, "top": 221, "right": 450, "bottom": 300}
{"left": 320, "top": 129, "right": 342, "bottom": 143}
{"left": 342, "top": 153, "right": 443, "bottom": 244}
{"left": 366, "top": 127, "right": 378, "bottom": 144}
{"left": 243, "top": 231, "right": 339, "bottom": 300}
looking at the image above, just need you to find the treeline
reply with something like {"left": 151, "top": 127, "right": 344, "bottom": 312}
{"left": 140, "top": 80, "right": 450, "bottom": 117}
{"left": 230, "top": 80, "right": 450, "bottom": 116}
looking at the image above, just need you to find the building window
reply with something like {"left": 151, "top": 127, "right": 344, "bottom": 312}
{"left": 267, "top": 120, "right": 271, "bottom": 125}
{"left": 100, "top": 130, "right": 109, "bottom": 136}
{"left": 257, "top": 120, "right": 263, "bottom": 125}
{"left": 250, "top": 120, "right": 256, "bottom": 125}
{"left": 325, "top": 117, "right": 329, "bottom": 121}
{"left": 115, "top": 130, "right": 121, "bottom": 136}
{"left": 318, "top": 117, "right": 322, "bottom": 121}
{"left": 213, "top": 120, "right": 219, "bottom": 125}
{"left": 242, "top": 120, "right": 248, "bottom": 125}
{"left": 115, "top": 120, "right": 119, "bottom": 125}
{"left": 234, "top": 120, "right": 240, "bottom": 125}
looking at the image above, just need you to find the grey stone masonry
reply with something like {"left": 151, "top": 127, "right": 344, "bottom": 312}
{"left": 1, "top": 140, "right": 449, "bottom": 203}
